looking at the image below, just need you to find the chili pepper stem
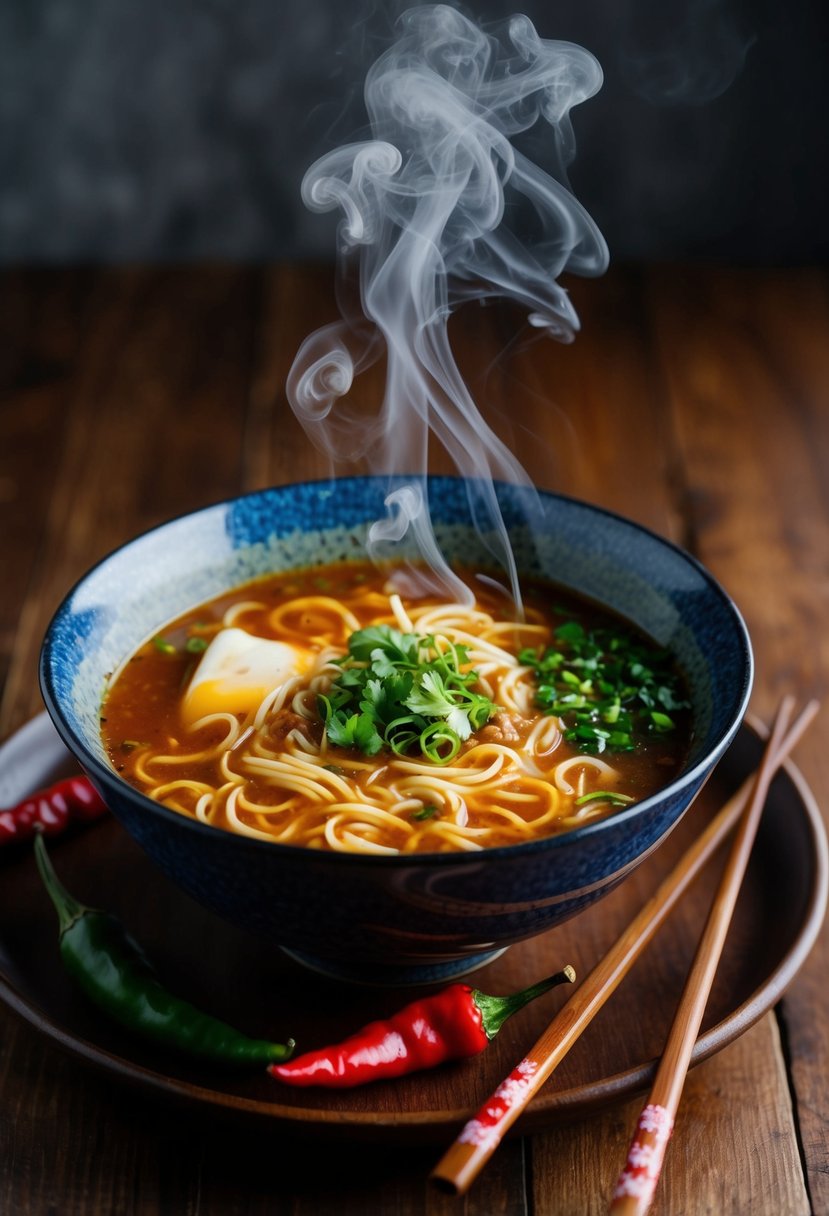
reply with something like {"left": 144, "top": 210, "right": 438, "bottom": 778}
{"left": 33, "top": 831, "right": 89, "bottom": 935}
{"left": 473, "top": 965, "right": 576, "bottom": 1040}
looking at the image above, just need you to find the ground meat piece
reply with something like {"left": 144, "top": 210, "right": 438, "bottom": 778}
{"left": 265, "top": 707, "right": 316, "bottom": 746}
{"left": 477, "top": 712, "right": 522, "bottom": 744}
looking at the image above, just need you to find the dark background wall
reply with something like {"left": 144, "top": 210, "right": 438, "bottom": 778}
{"left": 1, "top": 0, "right": 826, "bottom": 264}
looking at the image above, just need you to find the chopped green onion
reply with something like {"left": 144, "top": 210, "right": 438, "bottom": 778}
{"left": 650, "top": 710, "right": 676, "bottom": 732}
{"left": 575, "top": 790, "right": 635, "bottom": 807}
{"left": 419, "top": 722, "right": 461, "bottom": 765}
{"left": 412, "top": 803, "right": 440, "bottom": 820}
{"left": 522, "top": 618, "right": 689, "bottom": 757}
{"left": 152, "top": 636, "right": 176, "bottom": 655}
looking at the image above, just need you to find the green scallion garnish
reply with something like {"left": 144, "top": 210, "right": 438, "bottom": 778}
{"left": 412, "top": 803, "right": 440, "bottom": 820}
{"left": 520, "top": 619, "right": 689, "bottom": 756}
{"left": 575, "top": 790, "right": 635, "bottom": 807}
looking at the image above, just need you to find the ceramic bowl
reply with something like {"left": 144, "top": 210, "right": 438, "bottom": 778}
{"left": 40, "top": 477, "right": 753, "bottom": 985}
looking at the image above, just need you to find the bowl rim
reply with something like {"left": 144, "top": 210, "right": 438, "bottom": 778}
{"left": 39, "top": 475, "right": 754, "bottom": 867}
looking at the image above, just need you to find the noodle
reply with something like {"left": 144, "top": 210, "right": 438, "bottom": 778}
{"left": 102, "top": 561, "right": 690, "bottom": 854}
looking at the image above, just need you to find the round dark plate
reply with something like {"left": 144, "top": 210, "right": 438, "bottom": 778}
{"left": 0, "top": 713, "right": 825, "bottom": 1143}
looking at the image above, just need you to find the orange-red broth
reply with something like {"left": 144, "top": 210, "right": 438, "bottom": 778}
{"left": 101, "top": 563, "right": 691, "bottom": 854}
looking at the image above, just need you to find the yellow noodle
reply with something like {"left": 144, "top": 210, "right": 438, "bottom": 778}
{"left": 249, "top": 752, "right": 358, "bottom": 801}
{"left": 364, "top": 765, "right": 391, "bottom": 787}
{"left": 417, "top": 821, "right": 492, "bottom": 847}
{"left": 241, "top": 761, "right": 340, "bottom": 803}
{"left": 417, "top": 625, "right": 520, "bottom": 666}
{"left": 194, "top": 780, "right": 241, "bottom": 825}
{"left": 150, "top": 779, "right": 216, "bottom": 801}
{"left": 389, "top": 593, "right": 415, "bottom": 633}
{"left": 252, "top": 676, "right": 306, "bottom": 728}
{"left": 324, "top": 803, "right": 417, "bottom": 833}
{"left": 340, "top": 832, "right": 400, "bottom": 855}
{"left": 485, "top": 621, "right": 549, "bottom": 641}
{"left": 267, "top": 596, "right": 361, "bottom": 643}
{"left": 225, "top": 785, "right": 279, "bottom": 842}
{"left": 138, "top": 713, "right": 241, "bottom": 771}
{"left": 194, "top": 792, "right": 214, "bottom": 823}
{"left": 392, "top": 744, "right": 516, "bottom": 784}
{"left": 323, "top": 811, "right": 412, "bottom": 853}
{"left": 557, "top": 804, "right": 612, "bottom": 828}
{"left": 496, "top": 667, "right": 542, "bottom": 715}
{"left": 148, "top": 779, "right": 215, "bottom": 817}
{"left": 526, "top": 716, "right": 563, "bottom": 754}
{"left": 408, "top": 604, "right": 494, "bottom": 632}
{"left": 497, "top": 780, "right": 561, "bottom": 813}
{"left": 108, "top": 579, "right": 674, "bottom": 855}
{"left": 391, "top": 784, "right": 468, "bottom": 820}
{"left": 235, "top": 789, "right": 303, "bottom": 815}
{"left": 223, "top": 600, "right": 267, "bottom": 627}
{"left": 552, "top": 754, "right": 620, "bottom": 794}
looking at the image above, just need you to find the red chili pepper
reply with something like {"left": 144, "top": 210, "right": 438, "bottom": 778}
{"left": 0, "top": 776, "right": 108, "bottom": 845}
{"left": 268, "top": 965, "right": 575, "bottom": 1088}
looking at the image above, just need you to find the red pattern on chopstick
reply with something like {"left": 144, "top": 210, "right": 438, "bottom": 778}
{"left": 457, "top": 1058, "right": 540, "bottom": 1151}
{"left": 607, "top": 696, "right": 817, "bottom": 1216}
{"left": 430, "top": 700, "right": 819, "bottom": 1200}
{"left": 612, "top": 1104, "right": 674, "bottom": 1205}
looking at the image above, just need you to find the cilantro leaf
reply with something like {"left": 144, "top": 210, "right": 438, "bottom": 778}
{"left": 324, "top": 710, "right": 384, "bottom": 755}
{"left": 405, "top": 670, "right": 455, "bottom": 717}
{"left": 346, "top": 625, "right": 419, "bottom": 668}
{"left": 319, "top": 625, "right": 495, "bottom": 762}
{"left": 443, "top": 704, "right": 471, "bottom": 739}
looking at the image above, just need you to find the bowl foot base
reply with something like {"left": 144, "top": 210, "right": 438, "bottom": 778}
{"left": 280, "top": 946, "right": 508, "bottom": 987}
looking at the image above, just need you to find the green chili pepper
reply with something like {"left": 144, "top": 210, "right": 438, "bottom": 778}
{"left": 33, "top": 833, "right": 294, "bottom": 1065}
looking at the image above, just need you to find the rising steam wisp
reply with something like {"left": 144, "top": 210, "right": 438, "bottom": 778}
{"left": 286, "top": 4, "right": 608, "bottom": 608}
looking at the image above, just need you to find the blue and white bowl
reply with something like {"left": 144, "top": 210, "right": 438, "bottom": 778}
{"left": 40, "top": 477, "right": 753, "bottom": 985}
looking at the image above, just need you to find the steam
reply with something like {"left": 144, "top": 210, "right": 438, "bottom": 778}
{"left": 620, "top": 0, "right": 755, "bottom": 108}
{"left": 286, "top": 4, "right": 608, "bottom": 607}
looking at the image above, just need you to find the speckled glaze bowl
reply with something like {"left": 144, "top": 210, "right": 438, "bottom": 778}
{"left": 40, "top": 477, "right": 753, "bottom": 985}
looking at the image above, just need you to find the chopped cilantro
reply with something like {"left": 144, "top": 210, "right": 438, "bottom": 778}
{"left": 319, "top": 624, "right": 495, "bottom": 764}
{"left": 520, "top": 619, "right": 689, "bottom": 755}
{"left": 322, "top": 708, "right": 384, "bottom": 755}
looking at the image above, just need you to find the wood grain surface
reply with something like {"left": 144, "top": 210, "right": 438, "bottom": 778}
{"left": 1, "top": 263, "right": 827, "bottom": 1215}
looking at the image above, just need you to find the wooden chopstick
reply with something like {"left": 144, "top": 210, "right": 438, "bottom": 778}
{"left": 607, "top": 695, "right": 817, "bottom": 1214}
{"left": 431, "top": 699, "right": 819, "bottom": 1197}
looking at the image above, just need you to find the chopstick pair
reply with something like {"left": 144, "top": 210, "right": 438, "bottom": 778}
{"left": 431, "top": 696, "right": 819, "bottom": 1202}
{"left": 606, "top": 695, "right": 816, "bottom": 1213}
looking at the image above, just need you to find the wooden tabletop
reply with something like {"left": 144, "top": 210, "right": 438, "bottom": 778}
{"left": 1, "top": 263, "right": 827, "bottom": 1215}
